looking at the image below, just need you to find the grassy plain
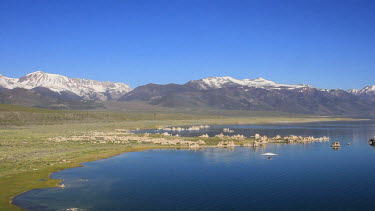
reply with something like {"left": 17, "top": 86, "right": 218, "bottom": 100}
{"left": 0, "top": 104, "right": 360, "bottom": 210}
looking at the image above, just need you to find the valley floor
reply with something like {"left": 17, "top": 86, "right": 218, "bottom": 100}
{"left": 0, "top": 105, "right": 362, "bottom": 210}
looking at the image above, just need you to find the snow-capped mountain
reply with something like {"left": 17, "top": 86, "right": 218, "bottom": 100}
{"left": 0, "top": 71, "right": 132, "bottom": 101}
{"left": 348, "top": 85, "right": 375, "bottom": 97}
{"left": 0, "top": 74, "right": 19, "bottom": 89}
{"left": 348, "top": 89, "right": 360, "bottom": 95}
{"left": 2, "top": 71, "right": 375, "bottom": 115}
{"left": 119, "top": 76, "right": 375, "bottom": 116}
{"left": 358, "top": 85, "right": 375, "bottom": 95}
{"left": 186, "top": 76, "right": 311, "bottom": 90}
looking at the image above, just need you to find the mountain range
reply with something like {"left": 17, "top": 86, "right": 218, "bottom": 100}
{"left": 1, "top": 71, "right": 375, "bottom": 116}
{"left": 119, "top": 77, "right": 375, "bottom": 116}
{"left": 0, "top": 71, "right": 131, "bottom": 101}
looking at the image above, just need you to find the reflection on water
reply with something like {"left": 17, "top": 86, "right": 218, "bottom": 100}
{"left": 13, "top": 121, "right": 375, "bottom": 211}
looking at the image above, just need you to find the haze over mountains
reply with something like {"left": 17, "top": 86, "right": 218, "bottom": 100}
{"left": 1, "top": 71, "right": 375, "bottom": 116}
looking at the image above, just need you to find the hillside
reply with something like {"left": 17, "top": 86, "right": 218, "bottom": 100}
{"left": 119, "top": 77, "right": 375, "bottom": 116}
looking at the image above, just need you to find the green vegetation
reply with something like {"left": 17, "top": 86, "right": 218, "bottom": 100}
{"left": 0, "top": 104, "right": 362, "bottom": 210}
{"left": 0, "top": 104, "right": 218, "bottom": 126}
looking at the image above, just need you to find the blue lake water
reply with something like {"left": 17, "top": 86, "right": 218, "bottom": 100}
{"left": 13, "top": 121, "right": 375, "bottom": 211}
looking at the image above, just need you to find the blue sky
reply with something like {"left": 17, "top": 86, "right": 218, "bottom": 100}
{"left": 1, "top": 0, "right": 374, "bottom": 89}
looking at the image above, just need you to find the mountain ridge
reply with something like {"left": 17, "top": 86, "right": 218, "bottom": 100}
{"left": 1, "top": 71, "right": 374, "bottom": 96}
{"left": 119, "top": 78, "right": 375, "bottom": 116}
{"left": 0, "top": 71, "right": 132, "bottom": 101}
{"left": 1, "top": 71, "right": 375, "bottom": 115}
{"left": 186, "top": 76, "right": 312, "bottom": 91}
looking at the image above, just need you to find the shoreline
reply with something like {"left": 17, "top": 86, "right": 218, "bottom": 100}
{"left": 5, "top": 146, "right": 174, "bottom": 211}
{"left": 133, "top": 118, "right": 370, "bottom": 132}
{"left": 2, "top": 117, "right": 368, "bottom": 210}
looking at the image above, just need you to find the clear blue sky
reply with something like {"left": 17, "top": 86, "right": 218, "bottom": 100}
{"left": 1, "top": 0, "right": 374, "bottom": 89}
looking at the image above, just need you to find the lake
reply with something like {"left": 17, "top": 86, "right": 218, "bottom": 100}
{"left": 13, "top": 121, "right": 375, "bottom": 211}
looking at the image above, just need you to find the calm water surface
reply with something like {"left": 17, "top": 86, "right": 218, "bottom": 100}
{"left": 13, "top": 121, "right": 375, "bottom": 211}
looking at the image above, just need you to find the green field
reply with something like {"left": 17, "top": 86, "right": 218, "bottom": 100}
{"left": 0, "top": 104, "right": 361, "bottom": 210}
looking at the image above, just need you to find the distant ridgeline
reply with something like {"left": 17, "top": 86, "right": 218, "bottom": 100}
{"left": 1, "top": 72, "right": 375, "bottom": 116}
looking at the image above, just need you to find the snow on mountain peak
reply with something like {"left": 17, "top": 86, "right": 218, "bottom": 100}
{"left": 0, "top": 71, "right": 132, "bottom": 100}
{"left": 360, "top": 85, "right": 375, "bottom": 94}
{"left": 254, "top": 77, "right": 266, "bottom": 81}
{"left": 365, "top": 85, "right": 375, "bottom": 90}
{"left": 347, "top": 85, "right": 375, "bottom": 96}
{"left": 188, "top": 76, "right": 310, "bottom": 90}
{"left": 26, "top": 70, "right": 45, "bottom": 75}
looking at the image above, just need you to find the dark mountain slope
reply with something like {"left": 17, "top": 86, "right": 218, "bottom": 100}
{"left": 119, "top": 84, "right": 375, "bottom": 116}
{"left": 0, "top": 88, "right": 103, "bottom": 110}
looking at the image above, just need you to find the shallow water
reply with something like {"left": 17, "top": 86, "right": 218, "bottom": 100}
{"left": 13, "top": 121, "right": 375, "bottom": 211}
